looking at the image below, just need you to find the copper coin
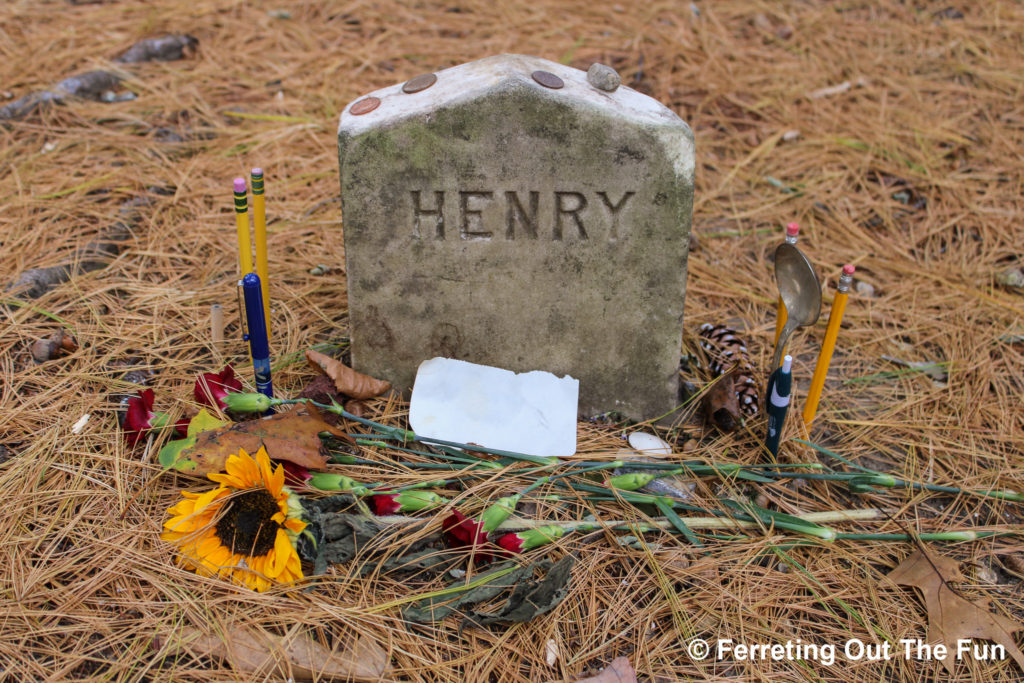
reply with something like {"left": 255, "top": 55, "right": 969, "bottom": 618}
{"left": 350, "top": 97, "right": 381, "bottom": 115}
{"left": 402, "top": 73, "right": 437, "bottom": 94}
{"left": 531, "top": 70, "right": 564, "bottom": 89}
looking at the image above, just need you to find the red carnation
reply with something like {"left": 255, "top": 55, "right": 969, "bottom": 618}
{"left": 122, "top": 389, "right": 157, "bottom": 446}
{"left": 281, "top": 460, "right": 312, "bottom": 487}
{"left": 369, "top": 491, "right": 402, "bottom": 515}
{"left": 496, "top": 532, "right": 525, "bottom": 554}
{"left": 495, "top": 525, "right": 566, "bottom": 554}
{"left": 194, "top": 365, "right": 243, "bottom": 411}
{"left": 443, "top": 509, "right": 500, "bottom": 562}
{"left": 369, "top": 489, "right": 447, "bottom": 515}
{"left": 443, "top": 510, "right": 488, "bottom": 548}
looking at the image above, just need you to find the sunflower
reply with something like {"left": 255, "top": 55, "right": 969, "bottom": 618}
{"left": 161, "top": 447, "right": 306, "bottom": 592}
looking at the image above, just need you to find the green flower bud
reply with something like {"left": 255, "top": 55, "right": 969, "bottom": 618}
{"left": 148, "top": 412, "right": 172, "bottom": 430}
{"left": 309, "top": 472, "right": 367, "bottom": 495}
{"left": 607, "top": 472, "right": 658, "bottom": 491}
{"left": 222, "top": 391, "right": 273, "bottom": 413}
{"left": 395, "top": 490, "right": 448, "bottom": 511}
{"left": 479, "top": 494, "right": 521, "bottom": 532}
{"left": 517, "top": 524, "right": 566, "bottom": 551}
{"left": 865, "top": 474, "right": 897, "bottom": 487}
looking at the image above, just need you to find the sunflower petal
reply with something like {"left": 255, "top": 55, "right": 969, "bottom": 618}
{"left": 267, "top": 461, "right": 285, "bottom": 497}
{"left": 194, "top": 487, "right": 228, "bottom": 511}
{"left": 166, "top": 498, "right": 196, "bottom": 517}
{"left": 227, "top": 449, "right": 260, "bottom": 485}
{"left": 285, "top": 550, "right": 302, "bottom": 577}
{"left": 242, "top": 452, "right": 263, "bottom": 484}
{"left": 256, "top": 448, "right": 276, "bottom": 487}
{"left": 208, "top": 545, "right": 232, "bottom": 567}
{"left": 222, "top": 452, "right": 242, "bottom": 478}
{"left": 269, "top": 530, "right": 294, "bottom": 577}
{"left": 207, "top": 473, "right": 246, "bottom": 489}
{"left": 164, "top": 513, "right": 206, "bottom": 533}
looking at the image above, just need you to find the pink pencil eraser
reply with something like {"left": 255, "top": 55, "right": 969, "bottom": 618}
{"left": 842, "top": 264, "right": 856, "bottom": 275}
{"left": 786, "top": 222, "right": 800, "bottom": 236}
{"left": 233, "top": 178, "right": 246, "bottom": 193}
{"left": 251, "top": 167, "right": 263, "bottom": 176}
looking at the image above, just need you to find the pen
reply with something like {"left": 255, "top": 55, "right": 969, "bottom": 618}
{"left": 765, "top": 354, "right": 793, "bottom": 457}
{"left": 803, "top": 264, "right": 855, "bottom": 427}
{"left": 241, "top": 273, "right": 273, "bottom": 402}
{"left": 251, "top": 168, "right": 271, "bottom": 343}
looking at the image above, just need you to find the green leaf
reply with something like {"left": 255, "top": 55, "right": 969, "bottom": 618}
{"left": 655, "top": 498, "right": 704, "bottom": 548}
{"left": 187, "top": 408, "right": 229, "bottom": 436}
{"left": 158, "top": 410, "right": 229, "bottom": 472}
{"left": 158, "top": 436, "right": 197, "bottom": 471}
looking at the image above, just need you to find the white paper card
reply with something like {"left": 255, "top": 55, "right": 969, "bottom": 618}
{"left": 409, "top": 357, "right": 578, "bottom": 458}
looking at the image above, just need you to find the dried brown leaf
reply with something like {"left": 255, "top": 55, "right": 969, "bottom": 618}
{"left": 170, "top": 624, "right": 390, "bottom": 681}
{"left": 574, "top": 656, "right": 637, "bottom": 683}
{"left": 306, "top": 349, "right": 391, "bottom": 399}
{"left": 177, "top": 405, "right": 349, "bottom": 475}
{"left": 884, "top": 548, "right": 1024, "bottom": 675}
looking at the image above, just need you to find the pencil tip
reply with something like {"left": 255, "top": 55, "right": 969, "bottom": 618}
{"left": 233, "top": 177, "right": 247, "bottom": 193}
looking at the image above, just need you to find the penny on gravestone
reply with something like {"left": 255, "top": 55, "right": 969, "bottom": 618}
{"left": 337, "top": 54, "right": 694, "bottom": 421}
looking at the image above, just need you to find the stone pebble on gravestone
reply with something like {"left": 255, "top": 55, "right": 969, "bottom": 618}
{"left": 338, "top": 54, "right": 694, "bottom": 422}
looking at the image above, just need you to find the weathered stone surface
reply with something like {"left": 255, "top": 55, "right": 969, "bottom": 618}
{"left": 338, "top": 54, "right": 694, "bottom": 420}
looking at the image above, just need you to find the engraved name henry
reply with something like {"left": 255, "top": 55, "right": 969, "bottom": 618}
{"left": 410, "top": 190, "right": 636, "bottom": 241}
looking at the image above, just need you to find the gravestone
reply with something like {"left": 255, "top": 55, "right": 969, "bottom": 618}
{"left": 338, "top": 54, "right": 693, "bottom": 421}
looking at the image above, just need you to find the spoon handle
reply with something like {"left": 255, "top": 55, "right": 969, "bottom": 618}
{"left": 771, "top": 319, "right": 799, "bottom": 369}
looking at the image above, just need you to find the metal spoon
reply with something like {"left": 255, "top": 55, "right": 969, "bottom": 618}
{"left": 771, "top": 243, "right": 822, "bottom": 369}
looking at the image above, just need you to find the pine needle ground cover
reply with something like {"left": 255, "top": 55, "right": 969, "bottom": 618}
{"left": 1, "top": 1, "right": 1022, "bottom": 680}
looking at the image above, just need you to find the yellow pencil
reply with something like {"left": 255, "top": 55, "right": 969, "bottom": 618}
{"left": 773, "top": 222, "right": 800, "bottom": 349}
{"left": 251, "top": 167, "right": 271, "bottom": 343}
{"left": 233, "top": 178, "right": 253, "bottom": 274}
{"left": 803, "top": 264, "right": 855, "bottom": 427}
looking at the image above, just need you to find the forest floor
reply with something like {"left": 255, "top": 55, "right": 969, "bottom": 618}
{"left": 1, "top": 1, "right": 1022, "bottom": 681}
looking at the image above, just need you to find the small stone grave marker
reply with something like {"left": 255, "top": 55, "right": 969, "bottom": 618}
{"left": 338, "top": 54, "right": 694, "bottom": 421}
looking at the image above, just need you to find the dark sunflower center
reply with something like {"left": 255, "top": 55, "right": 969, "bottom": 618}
{"left": 214, "top": 489, "right": 280, "bottom": 557}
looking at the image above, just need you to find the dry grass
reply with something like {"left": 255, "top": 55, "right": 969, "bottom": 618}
{"left": 1, "top": 0, "right": 1023, "bottom": 680}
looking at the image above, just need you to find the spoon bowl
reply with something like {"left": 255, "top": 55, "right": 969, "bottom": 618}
{"left": 771, "top": 243, "right": 821, "bottom": 369}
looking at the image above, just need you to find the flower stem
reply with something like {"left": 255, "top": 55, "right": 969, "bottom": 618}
{"left": 554, "top": 479, "right": 836, "bottom": 540}
{"left": 355, "top": 438, "right": 492, "bottom": 467}
{"left": 793, "top": 439, "right": 1023, "bottom": 502}
{"left": 834, "top": 530, "right": 1015, "bottom": 542}
{"left": 277, "top": 398, "right": 558, "bottom": 466}
{"left": 494, "top": 508, "right": 883, "bottom": 532}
